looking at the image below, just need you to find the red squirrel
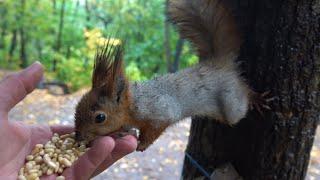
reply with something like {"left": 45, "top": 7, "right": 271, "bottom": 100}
{"left": 74, "top": 0, "right": 268, "bottom": 151}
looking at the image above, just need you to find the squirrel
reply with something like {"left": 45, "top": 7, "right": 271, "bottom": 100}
{"left": 74, "top": 0, "right": 268, "bottom": 151}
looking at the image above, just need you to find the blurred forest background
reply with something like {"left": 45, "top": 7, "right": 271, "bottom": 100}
{"left": 0, "top": 0, "right": 197, "bottom": 91}
{"left": 1, "top": 1, "right": 320, "bottom": 179}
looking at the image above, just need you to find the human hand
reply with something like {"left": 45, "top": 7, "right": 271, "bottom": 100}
{"left": 0, "top": 62, "right": 137, "bottom": 180}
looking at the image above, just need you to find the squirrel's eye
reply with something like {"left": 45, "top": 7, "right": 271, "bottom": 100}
{"left": 95, "top": 113, "right": 106, "bottom": 123}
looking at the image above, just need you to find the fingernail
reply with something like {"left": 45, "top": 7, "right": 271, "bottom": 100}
{"left": 28, "top": 61, "right": 42, "bottom": 70}
{"left": 21, "top": 61, "right": 43, "bottom": 74}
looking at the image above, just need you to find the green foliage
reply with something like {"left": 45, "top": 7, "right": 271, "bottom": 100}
{"left": 0, "top": 0, "right": 196, "bottom": 92}
{"left": 56, "top": 58, "right": 92, "bottom": 92}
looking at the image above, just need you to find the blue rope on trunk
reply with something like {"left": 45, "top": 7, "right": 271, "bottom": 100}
{"left": 184, "top": 152, "right": 212, "bottom": 179}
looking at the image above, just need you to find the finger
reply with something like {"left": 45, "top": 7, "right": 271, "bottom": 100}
{"left": 111, "top": 135, "right": 137, "bottom": 160}
{"left": 40, "top": 174, "right": 57, "bottom": 180}
{"left": 50, "top": 125, "right": 74, "bottom": 135}
{"left": 92, "top": 135, "right": 137, "bottom": 177}
{"left": 62, "top": 136, "right": 115, "bottom": 180}
{"left": 0, "top": 62, "right": 43, "bottom": 113}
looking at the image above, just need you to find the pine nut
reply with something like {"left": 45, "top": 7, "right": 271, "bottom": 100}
{"left": 19, "top": 168, "right": 24, "bottom": 175}
{"left": 17, "top": 175, "right": 26, "bottom": 180}
{"left": 60, "top": 134, "right": 70, "bottom": 139}
{"left": 58, "top": 167, "right": 63, "bottom": 174}
{"left": 34, "top": 156, "right": 42, "bottom": 163}
{"left": 25, "top": 162, "right": 33, "bottom": 170}
{"left": 44, "top": 148, "right": 55, "bottom": 153}
{"left": 37, "top": 170, "right": 42, "bottom": 177}
{"left": 26, "top": 155, "right": 34, "bottom": 161}
{"left": 46, "top": 168, "right": 53, "bottom": 175}
{"left": 56, "top": 175, "right": 65, "bottom": 180}
{"left": 61, "top": 158, "right": 72, "bottom": 167}
{"left": 35, "top": 144, "right": 43, "bottom": 149}
{"left": 27, "top": 173, "right": 38, "bottom": 179}
{"left": 51, "top": 136, "right": 59, "bottom": 143}
{"left": 19, "top": 132, "right": 88, "bottom": 179}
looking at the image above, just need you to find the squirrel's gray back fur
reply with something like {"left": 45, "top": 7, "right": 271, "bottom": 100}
{"left": 131, "top": 54, "right": 249, "bottom": 126}
{"left": 130, "top": 0, "right": 249, "bottom": 126}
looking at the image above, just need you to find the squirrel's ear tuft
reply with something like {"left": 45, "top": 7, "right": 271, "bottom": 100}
{"left": 92, "top": 40, "right": 126, "bottom": 99}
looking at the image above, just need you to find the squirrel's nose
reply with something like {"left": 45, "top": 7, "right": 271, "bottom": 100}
{"left": 75, "top": 131, "right": 84, "bottom": 142}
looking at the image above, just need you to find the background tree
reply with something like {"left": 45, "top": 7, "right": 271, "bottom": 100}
{"left": 164, "top": 0, "right": 185, "bottom": 73}
{"left": 0, "top": 0, "right": 197, "bottom": 91}
{"left": 18, "top": 0, "right": 27, "bottom": 68}
{"left": 53, "top": 0, "right": 66, "bottom": 71}
{"left": 182, "top": 0, "right": 320, "bottom": 179}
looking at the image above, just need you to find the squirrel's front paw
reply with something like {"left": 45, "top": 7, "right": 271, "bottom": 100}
{"left": 136, "top": 143, "right": 149, "bottom": 152}
{"left": 249, "top": 91, "right": 274, "bottom": 115}
{"left": 116, "top": 127, "right": 148, "bottom": 151}
{"left": 116, "top": 126, "right": 140, "bottom": 139}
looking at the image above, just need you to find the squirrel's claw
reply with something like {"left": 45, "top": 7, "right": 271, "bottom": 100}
{"left": 127, "top": 127, "right": 140, "bottom": 139}
{"left": 249, "top": 90, "right": 273, "bottom": 115}
{"left": 116, "top": 127, "right": 140, "bottom": 139}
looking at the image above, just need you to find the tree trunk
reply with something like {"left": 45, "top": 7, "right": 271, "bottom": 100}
{"left": 19, "top": 0, "right": 27, "bottom": 68}
{"left": 0, "top": 7, "right": 7, "bottom": 49}
{"left": 71, "top": 0, "right": 80, "bottom": 24}
{"left": 53, "top": 0, "right": 66, "bottom": 71}
{"left": 35, "top": 39, "right": 43, "bottom": 60}
{"left": 171, "top": 38, "right": 184, "bottom": 73}
{"left": 52, "top": 0, "right": 57, "bottom": 12}
{"left": 8, "top": 29, "right": 17, "bottom": 62}
{"left": 84, "top": 0, "right": 91, "bottom": 29}
{"left": 0, "top": 24, "right": 6, "bottom": 49}
{"left": 164, "top": 0, "right": 172, "bottom": 73}
{"left": 19, "top": 28, "right": 27, "bottom": 68}
{"left": 164, "top": 0, "right": 185, "bottom": 73}
{"left": 182, "top": 0, "right": 320, "bottom": 179}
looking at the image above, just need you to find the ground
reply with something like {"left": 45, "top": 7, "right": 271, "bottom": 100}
{"left": 6, "top": 88, "right": 320, "bottom": 179}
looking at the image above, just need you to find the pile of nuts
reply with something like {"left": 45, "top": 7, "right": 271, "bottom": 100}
{"left": 18, "top": 132, "right": 89, "bottom": 180}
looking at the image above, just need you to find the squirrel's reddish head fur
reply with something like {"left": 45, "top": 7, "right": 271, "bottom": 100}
{"left": 74, "top": 41, "right": 170, "bottom": 151}
{"left": 74, "top": 41, "right": 133, "bottom": 142}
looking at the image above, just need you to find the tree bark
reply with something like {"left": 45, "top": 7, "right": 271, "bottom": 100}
{"left": 0, "top": 7, "right": 7, "bottom": 49}
{"left": 164, "top": 0, "right": 172, "bottom": 73}
{"left": 19, "top": 0, "right": 27, "bottom": 68}
{"left": 182, "top": 0, "right": 320, "bottom": 180}
{"left": 164, "top": 0, "right": 185, "bottom": 73}
{"left": 35, "top": 39, "right": 43, "bottom": 60}
{"left": 53, "top": 0, "right": 66, "bottom": 71}
{"left": 8, "top": 29, "right": 17, "bottom": 62}
{"left": 171, "top": 38, "right": 184, "bottom": 73}
{"left": 84, "top": 0, "right": 92, "bottom": 29}
{"left": 19, "top": 27, "right": 27, "bottom": 68}
{"left": 52, "top": 0, "right": 57, "bottom": 12}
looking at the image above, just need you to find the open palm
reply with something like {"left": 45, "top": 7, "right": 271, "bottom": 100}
{"left": 0, "top": 62, "right": 137, "bottom": 180}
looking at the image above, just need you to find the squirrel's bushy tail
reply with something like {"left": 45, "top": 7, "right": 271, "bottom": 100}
{"left": 168, "top": 0, "right": 240, "bottom": 59}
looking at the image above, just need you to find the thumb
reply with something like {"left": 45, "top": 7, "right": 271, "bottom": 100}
{"left": 62, "top": 137, "right": 115, "bottom": 180}
{"left": 0, "top": 62, "right": 43, "bottom": 114}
